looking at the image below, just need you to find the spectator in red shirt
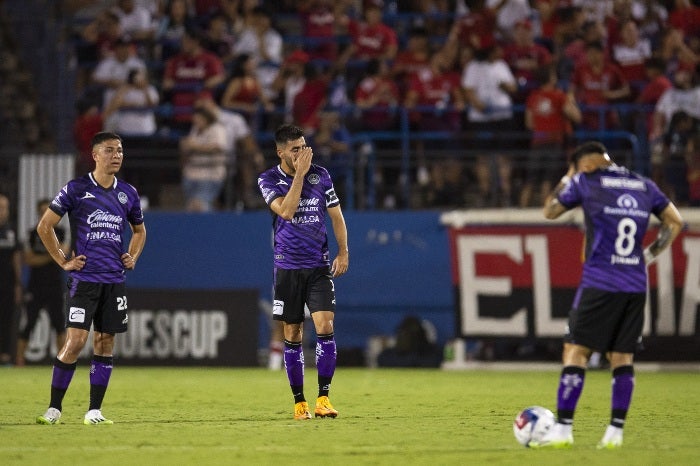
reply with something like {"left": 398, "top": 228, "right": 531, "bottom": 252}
{"left": 162, "top": 27, "right": 226, "bottom": 128}
{"left": 611, "top": 19, "right": 652, "bottom": 94}
{"left": 405, "top": 50, "right": 465, "bottom": 206}
{"left": 405, "top": 51, "right": 465, "bottom": 132}
{"left": 502, "top": 19, "right": 553, "bottom": 102}
{"left": 569, "top": 40, "right": 630, "bottom": 131}
{"left": 354, "top": 58, "right": 400, "bottom": 131}
{"left": 668, "top": 0, "right": 700, "bottom": 39}
{"left": 336, "top": 0, "right": 398, "bottom": 80}
{"left": 220, "top": 53, "right": 275, "bottom": 128}
{"left": 521, "top": 64, "right": 581, "bottom": 207}
{"left": 292, "top": 64, "right": 329, "bottom": 133}
{"left": 72, "top": 98, "right": 104, "bottom": 176}
{"left": 562, "top": 19, "right": 607, "bottom": 71}
{"left": 532, "top": 0, "right": 558, "bottom": 50}
{"left": 298, "top": 0, "right": 341, "bottom": 61}
{"left": 391, "top": 27, "right": 431, "bottom": 98}
{"left": 447, "top": 0, "right": 506, "bottom": 52}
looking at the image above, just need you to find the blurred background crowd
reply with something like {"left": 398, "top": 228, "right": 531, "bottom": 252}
{"left": 1, "top": 0, "right": 699, "bottom": 213}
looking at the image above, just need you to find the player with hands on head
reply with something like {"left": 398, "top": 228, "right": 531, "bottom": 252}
{"left": 36, "top": 131, "right": 146, "bottom": 426}
{"left": 534, "top": 141, "right": 683, "bottom": 449}
{"left": 258, "top": 124, "right": 349, "bottom": 420}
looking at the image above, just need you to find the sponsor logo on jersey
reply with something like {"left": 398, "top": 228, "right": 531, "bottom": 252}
{"left": 616, "top": 193, "right": 638, "bottom": 209}
{"left": 69, "top": 307, "right": 86, "bottom": 323}
{"left": 81, "top": 192, "right": 95, "bottom": 199}
{"left": 601, "top": 176, "right": 646, "bottom": 191}
{"left": 604, "top": 194, "right": 648, "bottom": 218}
{"left": 87, "top": 209, "right": 123, "bottom": 230}
{"left": 276, "top": 180, "right": 288, "bottom": 186}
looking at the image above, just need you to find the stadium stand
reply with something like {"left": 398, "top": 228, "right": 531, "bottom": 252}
{"left": 1, "top": 0, "right": 699, "bottom": 211}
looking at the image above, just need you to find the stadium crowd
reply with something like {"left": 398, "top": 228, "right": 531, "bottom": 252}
{"left": 65, "top": 0, "right": 700, "bottom": 210}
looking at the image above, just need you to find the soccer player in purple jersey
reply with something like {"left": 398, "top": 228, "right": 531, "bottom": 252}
{"left": 35, "top": 132, "right": 146, "bottom": 426}
{"left": 258, "top": 124, "right": 349, "bottom": 420}
{"left": 532, "top": 141, "right": 683, "bottom": 449}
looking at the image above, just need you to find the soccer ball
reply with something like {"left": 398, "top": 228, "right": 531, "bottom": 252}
{"left": 513, "top": 406, "right": 556, "bottom": 447}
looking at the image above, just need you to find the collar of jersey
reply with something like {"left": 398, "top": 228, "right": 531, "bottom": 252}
{"left": 89, "top": 172, "right": 118, "bottom": 190}
{"left": 276, "top": 165, "right": 293, "bottom": 178}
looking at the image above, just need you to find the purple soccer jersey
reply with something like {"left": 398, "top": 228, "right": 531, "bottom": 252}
{"left": 258, "top": 164, "right": 339, "bottom": 269}
{"left": 50, "top": 172, "right": 144, "bottom": 283}
{"left": 557, "top": 164, "right": 670, "bottom": 293}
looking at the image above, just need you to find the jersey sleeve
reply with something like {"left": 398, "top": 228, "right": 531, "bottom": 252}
{"left": 557, "top": 174, "right": 583, "bottom": 209}
{"left": 49, "top": 182, "right": 75, "bottom": 217}
{"left": 322, "top": 167, "right": 340, "bottom": 208}
{"left": 258, "top": 171, "right": 285, "bottom": 206}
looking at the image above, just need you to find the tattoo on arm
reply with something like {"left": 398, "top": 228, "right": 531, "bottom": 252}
{"left": 649, "top": 224, "right": 673, "bottom": 257}
{"left": 543, "top": 179, "right": 569, "bottom": 217}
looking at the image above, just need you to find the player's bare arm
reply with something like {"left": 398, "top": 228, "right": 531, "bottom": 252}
{"left": 36, "top": 208, "right": 86, "bottom": 271}
{"left": 543, "top": 163, "right": 577, "bottom": 220}
{"left": 122, "top": 222, "right": 147, "bottom": 270}
{"left": 644, "top": 202, "right": 684, "bottom": 264}
{"left": 328, "top": 205, "right": 349, "bottom": 277}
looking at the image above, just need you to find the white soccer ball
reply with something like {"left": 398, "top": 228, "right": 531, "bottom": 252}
{"left": 513, "top": 406, "right": 556, "bottom": 447}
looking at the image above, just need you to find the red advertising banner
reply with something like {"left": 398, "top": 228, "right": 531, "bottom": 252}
{"left": 442, "top": 211, "right": 700, "bottom": 347}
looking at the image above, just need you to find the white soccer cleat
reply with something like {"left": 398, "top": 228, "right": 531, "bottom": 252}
{"left": 36, "top": 407, "right": 61, "bottom": 425}
{"left": 529, "top": 422, "right": 574, "bottom": 449}
{"left": 83, "top": 409, "right": 114, "bottom": 425}
{"left": 597, "top": 425, "right": 623, "bottom": 449}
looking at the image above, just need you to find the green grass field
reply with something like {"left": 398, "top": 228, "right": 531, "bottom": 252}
{"left": 1, "top": 366, "right": 698, "bottom": 465}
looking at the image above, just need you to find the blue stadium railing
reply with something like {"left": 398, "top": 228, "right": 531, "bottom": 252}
{"left": 114, "top": 99, "right": 651, "bottom": 210}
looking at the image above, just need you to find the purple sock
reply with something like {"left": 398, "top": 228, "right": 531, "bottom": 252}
{"left": 90, "top": 356, "right": 113, "bottom": 387}
{"left": 50, "top": 358, "right": 77, "bottom": 411}
{"left": 89, "top": 355, "right": 113, "bottom": 410}
{"left": 315, "top": 334, "right": 337, "bottom": 379}
{"left": 52, "top": 362, "right": 76, "bottom": 390}
{"left": 284, "top": 341, "right": 305, "bottom": 388}
{"left": 316, "top": 334, "right": 336, "bottom": 397}
{"left": 611, "top": 365, "right": 635, "bottom": 428}
{"left": 556, "top": 366, "right": 586, "bottom": 424}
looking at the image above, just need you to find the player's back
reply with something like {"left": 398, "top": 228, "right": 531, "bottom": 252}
{"left": 572, "top": 165, "right": 669, "bottom": 292}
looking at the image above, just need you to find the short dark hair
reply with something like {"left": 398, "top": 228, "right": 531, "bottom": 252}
{"left": 570, "top": 141, "right": 608, "bottom": 163}
{"left": 274, "top": 124, "right": 304, "bottom": 146}
{"left": 91, "top": 131, "right": 122, "bottom": 149}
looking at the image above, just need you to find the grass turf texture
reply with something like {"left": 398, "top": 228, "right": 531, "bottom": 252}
{"left": 1, "top": 367, "right": 698, "bottom": 465}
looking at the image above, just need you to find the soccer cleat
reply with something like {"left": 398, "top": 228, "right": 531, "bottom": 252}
{"left": 83, "top": 409, "right": 114, "bottom": 425}
{"left": 314, "top": 396, "right": 338, "bottom": 418}
{"left": 529, "top": 422, "right": 573, "bottom": 449}
{"left": 293, "top": 401, "right": 312, "bottom": 420}
{"left": 36, "top": 407, "right": 61, "bottom": 425}
{"left": 597, "top": 425, "right": 623, "bottom": 449}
